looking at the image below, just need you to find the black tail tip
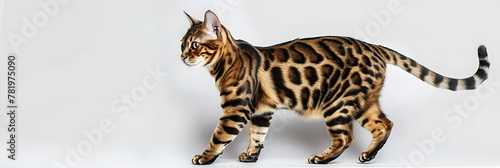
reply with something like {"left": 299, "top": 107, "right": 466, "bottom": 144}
{"left": 478, "top": 45, "right": 488, "bottom": 58}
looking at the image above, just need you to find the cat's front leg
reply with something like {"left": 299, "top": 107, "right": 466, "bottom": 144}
{"left": 192, "top": 106, "right": 251, "bottom": 165}
{"left": 239, "top": 112, "right": 273, "bottom": 162}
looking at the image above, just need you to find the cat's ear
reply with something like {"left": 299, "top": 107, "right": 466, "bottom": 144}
{"left": 202, "top": 10, "right": 221, "bottom": 35}
{"left": 184, "top": 11, "right": 201, "bottom": 27}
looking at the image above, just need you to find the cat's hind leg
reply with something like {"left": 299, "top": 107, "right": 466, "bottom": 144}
{"left": 308, "top": 101, "right": 355, "bottom": 164}
{"left": 355, "top": 102, "right": 393, "bottom": 163}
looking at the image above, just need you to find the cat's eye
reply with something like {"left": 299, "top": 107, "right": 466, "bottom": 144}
{"left": 191, "top": 42, "right": 200, "bottom": 50}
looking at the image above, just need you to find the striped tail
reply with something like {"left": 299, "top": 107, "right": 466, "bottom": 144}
{"left": 381, "top": 45, "right": 489, "bottom": 91}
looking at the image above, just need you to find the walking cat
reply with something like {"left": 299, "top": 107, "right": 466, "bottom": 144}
{"left": 180, "top": 10, "right": 489, "bottom": 164}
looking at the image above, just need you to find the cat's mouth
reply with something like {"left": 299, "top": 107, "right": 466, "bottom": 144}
{"left": 183, "top": 58, "right": 207, "bottom": 68}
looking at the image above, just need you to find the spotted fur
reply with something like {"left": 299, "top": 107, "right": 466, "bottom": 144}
{"left": 181, "top": 10, "right": 489, "bottom": 165}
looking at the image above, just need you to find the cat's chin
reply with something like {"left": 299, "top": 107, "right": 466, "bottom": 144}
{"left": 184, "top": 59, "right": 207, "bottom": 68}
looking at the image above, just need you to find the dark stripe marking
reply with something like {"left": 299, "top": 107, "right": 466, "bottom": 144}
{"left": 323, "top": 101, "right": 344, "bottom": 118}
{"left": 263, "top": 59, "right": 270, "bottom": 71}
{"left": 328, "top": 129, "right": 350, "bottom": 135}
{"left": 236, "top": 86, "right": 246, "bottom": 96}
{"left": 318, "top": 40, "right": 345, "bottom": 68}
{"left": 448, "top": 78, "right": 458, "bottom": 91}
{"left": 222, "top": 126, "right": 240, "bottom": 135}
{"left": 221, "top": 99, "right": 248, "bottom": 108}
{"left": 361, "top": 118, "right": 369, "bottom": 127}
{"left": 251, "top": 114, "right": 272, "bottom": 127}
{"left": 270, "top": 67, "right": 297, "bottom": 107}
{"left": 212, "top": 135, "right": 231, "bottom": 145}
{"left": 301, "top": 87, "right": 310, "bottom": 109}
{"left": 312, "top": 89, "right": 321, "bottom": 108}
{"left": 419, "top": 67, "right": 429, "bottom": 80}
{"left": 220, "top": 91, "right": 232, "bottom": 96}
{"left": 434, "top": 74, "right": 444, "bottom": 86}
{"left": 326, "top": 116, "right": 352, "bottom": 127}
{"left": 352, "top": 39, "right": 363, "bottom": 54}
{"left": 292, "top": 42, "right": 324, "bottom": 64}
{"left": 220, "top": 115, "right": 248, "bottom": 124}
{"left": 464, "top": 77, "right": 476, "bottom": 90}
{"left": 245, "top": 80, "right": 252, "bottom": 94}
{"left": 239, "top": 109, "right": 251, "bottom": 121}
{"left": 475, "top": 69, "right": 488, "bottom": 80}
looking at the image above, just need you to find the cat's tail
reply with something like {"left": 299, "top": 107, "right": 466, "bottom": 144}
{"left": 381, "top": 45, "right": 489, "bottom": 91}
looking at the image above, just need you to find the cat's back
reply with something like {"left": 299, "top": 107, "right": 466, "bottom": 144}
{"left": 257, "top": 36, "right": 381, "bottom": 68}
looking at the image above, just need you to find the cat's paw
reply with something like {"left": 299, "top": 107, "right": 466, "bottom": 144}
{"left": 308, "top": 154, "right": 339, "bottom": 164}
{"left": 358, "top": 151, "right": 376, "bottom": 163}
{"left": 308, "top": 154, "right": 327, "bottom": 164}
{"left": 238, "top": 152, "right": 258, "bottom": 162}
{"left": 192, "top": 154, "right": 219, "bottom": 165}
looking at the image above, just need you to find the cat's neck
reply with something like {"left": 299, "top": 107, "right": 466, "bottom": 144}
{"left": 206, "top": 44, "right": 237, "bottom": 78}
{"left": 206, "top": 25, "right": 238, "bottom": 76}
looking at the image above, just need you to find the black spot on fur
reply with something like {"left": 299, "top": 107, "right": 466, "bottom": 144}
{"left": 351, "top": 72, "right": 362, "bottom": 85}
{"left": 409, "top": 59, "right": 417, "bottom": 67}
{"left": 304, "top": 66, "right": 318, "bottom": 86}
{"left": 236, "top": 86, "right": 246, "bottom": 96}
{"left": 290, "top": 43, "right": 307, "bottom": 64}
{"left": 289, "top": 66, "right": 302, "bottom": 85}
{"left": 321, "top": 64, "right": 334, "bottom": 78}
{"left": 361, "top": 118, "right": 369, "bottom": 127}
{"left": 341, "top": 68, "right": 351, "bottom": 79}
{"left": 276, "top": 49, "right": 290, "bottom": 62}
{"left": 362, "top": 55, "right": 372, "bottom": 66}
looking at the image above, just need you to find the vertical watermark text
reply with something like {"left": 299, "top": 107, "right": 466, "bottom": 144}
{"left": 6, "top": 54, "right": 18, "bottom": 160}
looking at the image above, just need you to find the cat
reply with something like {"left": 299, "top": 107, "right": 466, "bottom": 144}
{"left": 180, "top": 10, "right": 489, "bottom": 164}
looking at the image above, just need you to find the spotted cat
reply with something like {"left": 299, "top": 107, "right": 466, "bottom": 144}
{"left": 180, "top": 10, "right": 489, "bottom": 164}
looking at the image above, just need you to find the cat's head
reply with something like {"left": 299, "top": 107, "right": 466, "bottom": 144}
{"left": 181, "top": 10, "right": 233, "bottom": 68}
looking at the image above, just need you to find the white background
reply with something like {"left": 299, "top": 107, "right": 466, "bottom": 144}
{"left": 1, "top": 0, "right": 500, "bottom": 167}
